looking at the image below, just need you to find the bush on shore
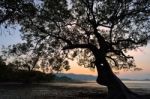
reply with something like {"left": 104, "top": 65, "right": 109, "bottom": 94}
{"left": 0, "top": 63, "right": 55, "bottom": 83}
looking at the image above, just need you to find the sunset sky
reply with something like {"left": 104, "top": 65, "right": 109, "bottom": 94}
{"left": 0, "top": 27, "right": 150, "bottom": 80}
{"left": 64, "top": 45, "right": 150, "bottom": 79}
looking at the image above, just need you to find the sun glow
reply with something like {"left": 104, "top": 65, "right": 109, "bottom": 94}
{"left": 64, "top": 45, "right": 150, "bottom": 79}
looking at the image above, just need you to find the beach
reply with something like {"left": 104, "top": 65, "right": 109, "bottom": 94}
{"left": 0, "top": 81, "right": 150, "bottom": 99}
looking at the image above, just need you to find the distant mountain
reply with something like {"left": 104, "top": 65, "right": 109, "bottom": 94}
{"left": 54, "top": 75, "right": 74, "bottom": 82}
{"left": 56, "top": 73, "right": 97, "bottom": 81}
{"left": 121, "top": 78, "right": 150, "bottom": 81}
{"left": 56, "top": 73, "right": 150, "bottom": 81}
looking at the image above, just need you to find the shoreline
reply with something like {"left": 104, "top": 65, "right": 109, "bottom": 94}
{"left": 0, "top": 82, "right": 150, "bottom": 99}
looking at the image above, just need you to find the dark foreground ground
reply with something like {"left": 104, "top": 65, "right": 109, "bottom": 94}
{"left": 0, "top": 82, "right": 150, "bottom": 99}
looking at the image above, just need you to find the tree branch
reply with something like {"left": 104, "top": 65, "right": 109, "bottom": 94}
{"left": 106, "top": 56, "right": 118, "bottom": 67}
{"left": 62, "top": 43, "right": 99, "bottom": 56}
{"left": 112, "top": 36, "right": 150, "bottom": 45}
{"left": 110, "top": 48, "right": 133, "bottom": 60}
{"left": 63, "top": 43, "right": 93, "bottom": 50}
{"left": 36, "top": 26, "right": 72, "bottom": 45}
{"left": 0, "top": 11, "right": 13, "bottom": 24}
{"left": 82, "top": 0, "right": 105, "bottom": 48}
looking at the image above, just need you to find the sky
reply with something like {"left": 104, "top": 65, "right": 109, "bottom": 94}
{"left": 64, "top": 45, "right": 150, "bottom": 79}
{"left": 0, "top": 27, "right": 150, "bottom": 80}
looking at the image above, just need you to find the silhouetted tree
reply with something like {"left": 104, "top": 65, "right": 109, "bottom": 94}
{"left": 0, "top": 0, "right": 36, "bottom": 25}
{"left": 1, "top": 0, "right": 150, "bottom": 98}
{"left": 0, "top": 56, "right": 6, "bottom": 66}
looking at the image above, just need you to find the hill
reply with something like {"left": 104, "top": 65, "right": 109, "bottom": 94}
{"left": 56, "top": 73, "right": 97, "bottom": 81}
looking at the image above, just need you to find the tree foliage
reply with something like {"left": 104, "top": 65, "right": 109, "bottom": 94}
{"left": 0, "top": 0, "right": 36, "bottom": 25}
{"left": 1, "top": 0, "right": 150, "bottom": 72}
{"left": 0, "top": 56, "right": 55, "bottom": 83}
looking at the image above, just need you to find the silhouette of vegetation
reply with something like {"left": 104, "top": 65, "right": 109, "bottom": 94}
{"left": 0, "top": 0, "right": 150, "bottom": 99}
{"left": 0, "top": 56, "right": 55, "bottom": 83}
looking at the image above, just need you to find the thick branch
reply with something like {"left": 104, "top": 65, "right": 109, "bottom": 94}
{"left": 63, "top": 43, "right": 94, "bottom": 50}
{"left": 63, "top": 43, "right": 99, "bottom": 57}
{"left": 82, "top": 0, "right": 106, "bottom": 48}
{"left": 37, "top": 26, "right": 100, "bottom": 56}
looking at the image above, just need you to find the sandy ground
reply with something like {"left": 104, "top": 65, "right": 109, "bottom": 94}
{"left": 0, "top": 82, "right": 150, "bottom": 99}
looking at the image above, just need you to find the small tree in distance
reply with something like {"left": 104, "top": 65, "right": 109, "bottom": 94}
{"left": 1, "top": 0, "right": 150, "bottom": 99}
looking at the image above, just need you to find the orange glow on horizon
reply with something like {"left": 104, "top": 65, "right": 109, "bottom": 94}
{"left": 64, "top": 45, "right": 150, "bottom": 79}
{"left": 64, "top": 60, "right": 97, "bottom": 75}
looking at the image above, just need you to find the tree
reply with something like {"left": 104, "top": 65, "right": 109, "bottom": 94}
{"left": 1, "top": 0, "right": 150, "bottom": 98}
{"left": 0, "top": 0, "right": 36, "bottom": 25}
{"left": 0, "top": 56, "right": 7, "bottom": 73}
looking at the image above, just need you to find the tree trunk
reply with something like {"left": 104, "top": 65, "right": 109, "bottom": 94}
{"left": 95, "top": 57, "right": 140, "bottom": 99}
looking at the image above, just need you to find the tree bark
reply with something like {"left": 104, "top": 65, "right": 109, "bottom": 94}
{"left": 95, "top": 56, "right": 140, "bottom": 99}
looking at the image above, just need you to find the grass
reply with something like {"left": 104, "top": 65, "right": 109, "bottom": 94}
{"left": 0, "top": 83, "right": 150, "bottom": 99}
